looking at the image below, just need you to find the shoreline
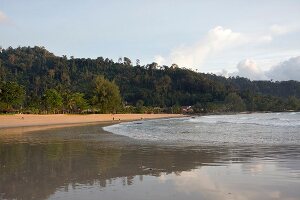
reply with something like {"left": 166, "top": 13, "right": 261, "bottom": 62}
{"left": 190, "top": 110, "right": 299, "bottom": 117}
{"left": 0, "top": 114, "right": 184, "bottom": 133}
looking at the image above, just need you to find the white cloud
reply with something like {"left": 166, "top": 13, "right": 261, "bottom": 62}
{"left": 266, "top": 56, "right": 300, "bottom": 81}
{"left": 155, "top": 26, "right": 247, "bottom": 69}
{"left": 229, "top": 56, "right": 300, "bottom": 81}
{"left": 154, "top": 24, "right": 299, "bottom": 72}
{"left": 154, "top": 55, "right": 166, "bottom": 66}
{"left": 159, "top": 165, "right": 287, "bottom": 200}
{"left": 232, "top": 59, "right": 266, "bottom": 80}
{"left": 217, "top": 69, "right": 229, "bottom": 77}
{"left": 0, "top": 11, "right": 8, "bottom": 23}
{"left": 270, "top": 24, "right": 297, "bottom": 35}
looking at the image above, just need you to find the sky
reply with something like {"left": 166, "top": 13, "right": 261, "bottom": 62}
{"left": 1, "top": 0, "right": 300, "bottom": 81}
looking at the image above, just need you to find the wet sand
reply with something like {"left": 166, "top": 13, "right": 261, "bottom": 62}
{"left": 0, "top": 121, "right": 119, "bottom": 142}
{"left": 0, "top": 115, "right": 299, "bottom": 200}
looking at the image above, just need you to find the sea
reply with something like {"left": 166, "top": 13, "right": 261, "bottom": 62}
{"left": 104, "top": 112, "right": 300, "bottom": 145}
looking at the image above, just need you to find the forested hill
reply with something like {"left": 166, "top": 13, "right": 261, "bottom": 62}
{"left": 0, "top": 46, "right": 300, "bottom": 113}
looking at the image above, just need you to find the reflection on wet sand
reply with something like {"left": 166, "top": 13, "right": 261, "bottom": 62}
{"left": 0, "top": 142, "right": 224, "bottom": 199}
{"left": 0, "top": 124, "right": 300, "bottom": 200}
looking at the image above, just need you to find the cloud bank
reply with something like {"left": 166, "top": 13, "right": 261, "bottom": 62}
{"left": 155, "top": 24, "right": 299, "bottom": 81}
{"left": 231, "top": 56, "right": 300, "bottom": 81}
{"left": 155, "top": 26, "right": 246, "bottom": 68}
{"left": 266, "top": 56, "right": 300, "bottom": 81}
{"left": 155, "top": 24, "right": 298, "bottom": 73}
{"left": 234, "top": 59, "right": 266, "bottom": 80}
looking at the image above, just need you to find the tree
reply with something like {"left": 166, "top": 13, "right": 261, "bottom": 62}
{"left": 136, "top": 59, "right": 140, "bottom": 66}
{"left": 66, "top": 92, "right": 89, "bottom": 113}
{"left": 123, "top": 57, "right": 132, "bottom": 66}
{"left": 286, "top": 96, "right": 300, "bottom": 110}
{"left": 0, "top": 81, "right": 25, "bottom": 111}
{"left": 91, "top": 76, "right": 122, "bottom": 113}
{"left": 118, "top": 57, "right": 123, "bottom": 64}
{"left": 0, "top": 46, "right": 300, "bottom": 114}
{"left": 225, "top": 92, "right": 246, "bottom": 112}
{"left": 43, "top": 89, "right": 63, "bottom": 113}
{"left": 135, "top": 99, "right": 144, "bottom": 113}
{"left": 192, "top": 103, "right": 204, "bottom": 113}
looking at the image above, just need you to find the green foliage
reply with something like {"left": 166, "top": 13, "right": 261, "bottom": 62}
{"left": 205, "top": 102, "right": 226, "bottom": 113}
{"left": 286, "top": 96, "right": 300, "bottom": 110}
{"left": 43, "top": 89, "right": 63, "bottom": 113}
{"left": 66, "top": 92, "right": 89, "bottom": 113}
{"left": 253, "top": 95, "right": 286, "bottom": 112}
{"left": 91, "top": 75, "right": 122, "bottom": 113}
{"left": 123, "top": 57, "right": 132, "bottom": 66}
{"left": 225, "top": 93, "right": 246, "bottom": 112}
{"left": 135, "top": 100, "right": 145, "bottom": 113}
{"left": 192, "top": 103, "right": 204, "bottom": 113}
{"left": 0, "top": 81, "right": 25, "bottom": 111}
{"left": 0, "top": 46, "right": 300, "bottom": 113}
{"left": 171, "top": 104, "right": 181, "bottom": 114}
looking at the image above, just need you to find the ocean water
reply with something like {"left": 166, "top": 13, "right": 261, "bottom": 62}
{"left": 103, "top": 112, "right": 300, "bottom": 145}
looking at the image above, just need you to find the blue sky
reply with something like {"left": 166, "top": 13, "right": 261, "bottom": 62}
{"left": 1, "top": 0, "right": 300, "bottom": 80}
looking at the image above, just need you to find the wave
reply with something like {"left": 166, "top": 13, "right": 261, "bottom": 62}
{"left": 104, "top": 112, "right": 300, "bottom": 145}
{"left": 187, "top": 113, "right": 300, "bottom": 127}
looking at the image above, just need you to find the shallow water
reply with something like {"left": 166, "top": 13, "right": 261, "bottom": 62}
{"left": 0, "top": 113, "right": 300, "bottom": 200}
{"left": 104, "top": 112, "right": 300, "bottom": 145}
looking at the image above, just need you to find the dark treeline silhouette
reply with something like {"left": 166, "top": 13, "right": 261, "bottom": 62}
{"left": 0, "top": 46, "right": 299, "bottom": 113}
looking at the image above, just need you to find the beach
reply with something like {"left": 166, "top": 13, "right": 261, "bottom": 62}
{"left": 0, "top": 112, "right": 299, "bottom": 200}
{"left": 0, "top": 113, "right": 183, "bottom": 129}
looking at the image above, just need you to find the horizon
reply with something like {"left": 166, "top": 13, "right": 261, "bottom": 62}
{"left": 1, "top": 0, "right": 300, "bottom": 81}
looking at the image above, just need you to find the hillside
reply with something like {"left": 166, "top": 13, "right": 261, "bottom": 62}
{"left": 0, "top": 46, "right": 300, "bottom": 113}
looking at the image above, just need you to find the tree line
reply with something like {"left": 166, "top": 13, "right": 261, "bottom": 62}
{"left": 0, "top": 46, "right": 300, "bottom": 114}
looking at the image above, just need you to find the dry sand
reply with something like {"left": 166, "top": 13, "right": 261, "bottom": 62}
{"left": 0, "top": 114, "right": 183, "bottom": 129}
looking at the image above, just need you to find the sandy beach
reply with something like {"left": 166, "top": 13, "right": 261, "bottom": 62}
{"left": 0, "top": 113, "right": 183, "bottom": 129}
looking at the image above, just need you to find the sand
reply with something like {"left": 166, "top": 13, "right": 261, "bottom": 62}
{"left": 0, "top": 114, "right": 183, "bottom": 129}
